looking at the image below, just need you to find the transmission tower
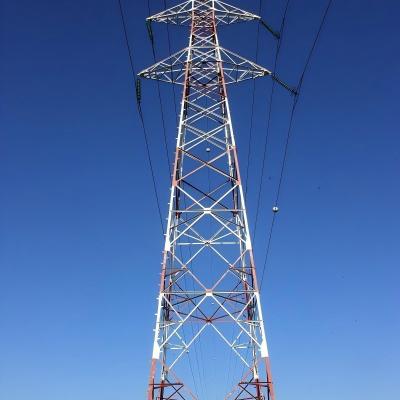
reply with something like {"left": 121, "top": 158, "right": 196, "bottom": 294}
{"left": 139, "top": 1, "right": 290, "bottom": 399}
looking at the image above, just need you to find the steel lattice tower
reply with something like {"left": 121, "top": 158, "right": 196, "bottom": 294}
{"left": 139, "top": 1, "right": 284, "bottom": 399}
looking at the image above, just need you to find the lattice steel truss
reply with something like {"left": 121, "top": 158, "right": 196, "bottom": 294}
{"left": 139, "top": 1, "right": 284, "bottom": 399}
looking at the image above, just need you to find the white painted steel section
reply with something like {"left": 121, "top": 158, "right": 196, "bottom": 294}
{"left": 255, "top": 292, "right": 269, "bottom": 358}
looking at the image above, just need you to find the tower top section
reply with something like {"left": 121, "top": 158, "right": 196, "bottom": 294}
{"left": 139, "top": 0, "right": 295, "bottom": 93}
{"left": 139, "top": 0, "right": 272, "bottom": 85}
{"left": 147, "top": 0, "right": 260, "bottom": 26}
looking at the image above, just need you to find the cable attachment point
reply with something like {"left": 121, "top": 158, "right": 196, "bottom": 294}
{"left": 260, "top": 19, "right": 280, "bottom": 40}
{"left": 271, "top": 74, "right": 298, "bottom": 96}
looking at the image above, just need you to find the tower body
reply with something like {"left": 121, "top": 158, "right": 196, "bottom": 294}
{"left": 139, "top": 2, "right": 277, "bottom": 399}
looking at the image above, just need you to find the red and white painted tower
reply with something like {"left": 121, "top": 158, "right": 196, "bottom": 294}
{"left": 139, "top": 1, "right": 283, "bottom": 399}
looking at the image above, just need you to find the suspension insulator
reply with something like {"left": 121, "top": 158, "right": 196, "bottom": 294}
{"left": 271, "top": 74, "right": 298, "bottom": 96}
{"left": 135, "top": 78, "right": 142, "bottom": 104}
{"left": 146, "top": 20, "right": 154, "bottom": 45}
{"left": 260, "top": 19, "right": 280, "bottom": 40}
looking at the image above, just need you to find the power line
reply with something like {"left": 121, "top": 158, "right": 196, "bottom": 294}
{"left": 116, "top": 0, "right": 164, "bottom": 234}
{"left": 232, "top": 0, "right": 262, "bottom": 389}
{"left": 164, "top": 1, "right": 208, "bottom": 395}
{"left": 146, "top": 0, "right": 172, "bottom": 176}
{"left": 163, "top": 0, "right": 180, "bottom": 122}
{"left": 237, "top": 0, "right": 291, "bottom": 387}
{"left": 253, "top": 0, "right": 291, "bottom": 243}
{"left": 259, "top": 89, "right": 296, "bottom": 288}
{"left": 259, "top": 0, "right": 334, "bottom": 289}
{"left": 146, "top": 3, "right": 205, "bottom": 398}
{"left": 244, "top": 0, "right": 263, "bottom": 198}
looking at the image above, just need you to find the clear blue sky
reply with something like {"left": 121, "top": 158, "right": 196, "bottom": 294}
{"left": 1, "top": 0, "right": 399, "bottom": 399}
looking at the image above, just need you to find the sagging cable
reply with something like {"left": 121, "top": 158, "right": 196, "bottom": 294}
{"left": 260, "top": 19, "right": 280, "bottom": 40}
